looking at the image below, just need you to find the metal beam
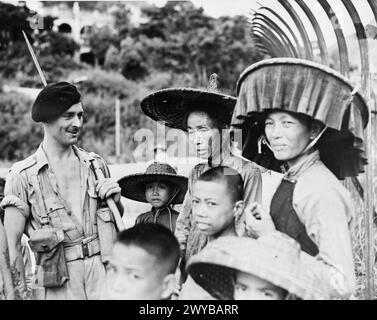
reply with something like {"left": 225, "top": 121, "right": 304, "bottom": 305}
{"left": 340, "top": 0, "right": 374, "bottom": 300}
{"left": 294, "top": 0, "right": 329, "bottom": 64}
{"left": 253, "top": 14, "right": 299, "bottom": 57}
{"left": 252, "top": 23, "right": 294, "bottom": 57}
{"left": 277, "top": 0, "right": 313, "bottom": 60}
{"left": 317, "top": 0, "right": 350, "bottom": 76}
{"left": 259, "top": 6, "right": 305, "bottom": 58}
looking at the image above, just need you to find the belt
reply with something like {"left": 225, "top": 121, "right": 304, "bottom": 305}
{"left": 64, "top": 236, "right": 100, "bottom": 262}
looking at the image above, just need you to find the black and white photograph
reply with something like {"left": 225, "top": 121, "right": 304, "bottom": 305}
{"left": 0, "top": 0, "right": 376, "bottom": 304}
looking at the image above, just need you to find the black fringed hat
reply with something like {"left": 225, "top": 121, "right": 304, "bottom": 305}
{"left": 141, "top": 74, "right": 237, "bottom": 131}
{"left": 231, "top": 58, "right": 369, "bottom": 179}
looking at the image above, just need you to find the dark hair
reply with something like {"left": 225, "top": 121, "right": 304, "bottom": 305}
{"left": 116, "top": 223, "right": 180, "bottom": 274}
{"left": 184, "top": 107, "right": 229, "bottom": 131}
{"left": 197, "top": 166, "right": 244, "bottom": 202}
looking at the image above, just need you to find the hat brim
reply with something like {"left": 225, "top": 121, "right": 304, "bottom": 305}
{"left": 141, "top": 88, "right": 237, "bottom": 131}
{"left": 118, "top": 173, "right": 188, "bottom": 204}
{"left": 187, "top": 238, "right": 327, "bottom": 300}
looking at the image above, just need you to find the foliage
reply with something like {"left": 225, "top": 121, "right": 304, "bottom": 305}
{"left": 99, "top": 1, "right": 262, "bottom": 92}
{"left": 0, "top": 93, "right": 43, "bottom": 161}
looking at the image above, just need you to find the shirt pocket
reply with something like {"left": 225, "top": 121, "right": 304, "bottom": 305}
{"left": 44, "top": 196, "right": 80, "bottom": 241}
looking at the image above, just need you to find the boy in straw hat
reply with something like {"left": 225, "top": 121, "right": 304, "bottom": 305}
{"left": 105, "top": 223, "right": 180, "bottom": 300}
{"left": 187, "top": 232, "right": 329, "bottom": 300}
{"left": 118, "top": 162, "right": 188, "bottom": 232}
{"left": 231, "top": 58, "right": 370, "bottom": 299}
{"left": 141, "top": 75, "right": 262, "bottom": 269}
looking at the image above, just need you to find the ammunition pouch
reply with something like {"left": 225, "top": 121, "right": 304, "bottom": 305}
{"left": 29, "top": 228, "right": 69, "bottom": 288}
{"left": 96, "top": 207, "right": 117, "bottom": 263}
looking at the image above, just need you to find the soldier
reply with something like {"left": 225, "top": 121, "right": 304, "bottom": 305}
{"left": 1, "top": 82, "right": 123, "bottom": 300}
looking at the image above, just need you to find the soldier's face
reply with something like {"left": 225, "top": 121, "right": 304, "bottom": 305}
{"left": 45, "top": 102, "right": 84, "bottom": 146}
{"left": 106, "top": 243, "right": 172, "bottom": 300}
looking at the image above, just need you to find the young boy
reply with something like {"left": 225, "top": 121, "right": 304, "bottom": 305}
{"left": 187, "top": 232, "right": 329, "bottom": 300}
{"left": 178, "top": 166, "right": 245, "bottom": 299}
{"left": 118, "top": 162, "right": 188, "bottom": 232}
{"left": 191, "top": 166, "right": 244, "bottom": 240}
{"left": 105, "top": 223, "right": 180, "bottom": 300}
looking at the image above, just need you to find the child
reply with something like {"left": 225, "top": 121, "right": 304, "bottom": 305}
{"left": 105, "top": 223, "right": 180, "bottom": 300}
{"left": 187, "top": 232, "right": 329, "bottom": 300}
{"left": 191, "top": 166, "right": 244, "bottom": 240}
{"left": 118, "top": 162, "right": 188, "bottom": 232}
{"left": 178, "top": 165, "right": 245, "bottom": 299}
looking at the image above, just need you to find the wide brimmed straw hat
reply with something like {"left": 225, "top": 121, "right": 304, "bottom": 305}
{"left": 118, "top": 162, "right": 188, "bottom": 204}
{"left": 187, "top": 233, "right": 329, "bottom": 300}
{"left": 141, "top": 74, "right": 237, "bottom": 131}
{"left": 231, "top": 58, "right": 369, "bottom": 179}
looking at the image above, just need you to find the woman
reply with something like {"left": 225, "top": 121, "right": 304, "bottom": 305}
{"left": 232, "top": 58, "right": 369, "bottom": 299}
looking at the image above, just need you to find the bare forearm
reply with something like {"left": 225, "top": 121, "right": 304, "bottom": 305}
{"left": 0, "top": 223, "right": 15, "bottom": 300}
{"left": 8, "top": 244, "right": 29, "bottom": 300}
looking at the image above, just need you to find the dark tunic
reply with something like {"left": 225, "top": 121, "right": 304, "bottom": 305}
{"left": 135, "top": 206, "right": 179, "bottom": 232}
{"left": 270, "top": 178, "right": 319, "bottom": 257}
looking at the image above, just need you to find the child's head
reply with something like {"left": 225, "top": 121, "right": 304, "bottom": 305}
{"left": 234, "top": 271, "right": 288, "bottom": 300}
{"left": 192, "top": 166, "right": 244, "bottom": 237}
{"left": 118, "top": 162, "right": 188, "bottom": 206}
{"left": 145, "top": 180, "right": 173, "bottom": 209}
{"left": 106, "top": 223, "right": 180, "bottom": 300}
{"left": 187, "top": 233, "right": 329, "bottom": 300}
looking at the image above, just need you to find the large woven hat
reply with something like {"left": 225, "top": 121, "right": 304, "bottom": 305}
{"left": 141, "top": 74, "right": 237, "bottom": 131}
{"left": 187, "top": 233, "right": 329, "bottom": 300}
{"left": 117, "top": 162, "right": 188, "bottom": 204}
{"left": 231, "top": 58, "right": 369, "bottom": 179}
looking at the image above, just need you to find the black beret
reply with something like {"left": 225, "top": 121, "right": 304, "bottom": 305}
{"left": 32, "top": 81, "right": 81, "bottom": 122}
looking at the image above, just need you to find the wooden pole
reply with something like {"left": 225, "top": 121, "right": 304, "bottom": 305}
{"left": 364, "top": 72, "right": 375, "bottom": 299}
{"left": 115, "top": 97, "right": 121, "bottom": 158}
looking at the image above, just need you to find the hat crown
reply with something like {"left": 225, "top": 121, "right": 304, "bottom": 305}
{"left": 212, "top": 232, "right": 301, "bottom": 266}
{"left": 145, "top": 162, "right": 177, "bottom": 175}
{"left": 207, "top": 73, "right": 220, "bottom": 93}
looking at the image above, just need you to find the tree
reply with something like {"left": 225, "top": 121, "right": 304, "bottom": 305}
{"left": 0, "top": 2, "right": 32, "bottom": 49}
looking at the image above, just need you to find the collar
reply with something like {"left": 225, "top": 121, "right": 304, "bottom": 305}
{"left": 282, "top": 150, "right": 321, "bottom": 180}
{"left": 34, "top": 144, "right": 95, "bottom": 172}
{"left": 151, "top": 205, "right": 171, "bottom": 213}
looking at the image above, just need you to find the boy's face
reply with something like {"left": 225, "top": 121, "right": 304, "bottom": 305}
{"left": 145, "top": 181, "right": 172, "bottom": 209}
{"left": 234, "top": 271, "right": 286, "bottom": 300}
{"left": 187, "top": 111, "right": 221, "bottom": 160}
{"left": 106, "top": 243, "right": 170, "bottom": 300}
{"left": 192, "top": 180, "right": 238, "bottom": 236}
